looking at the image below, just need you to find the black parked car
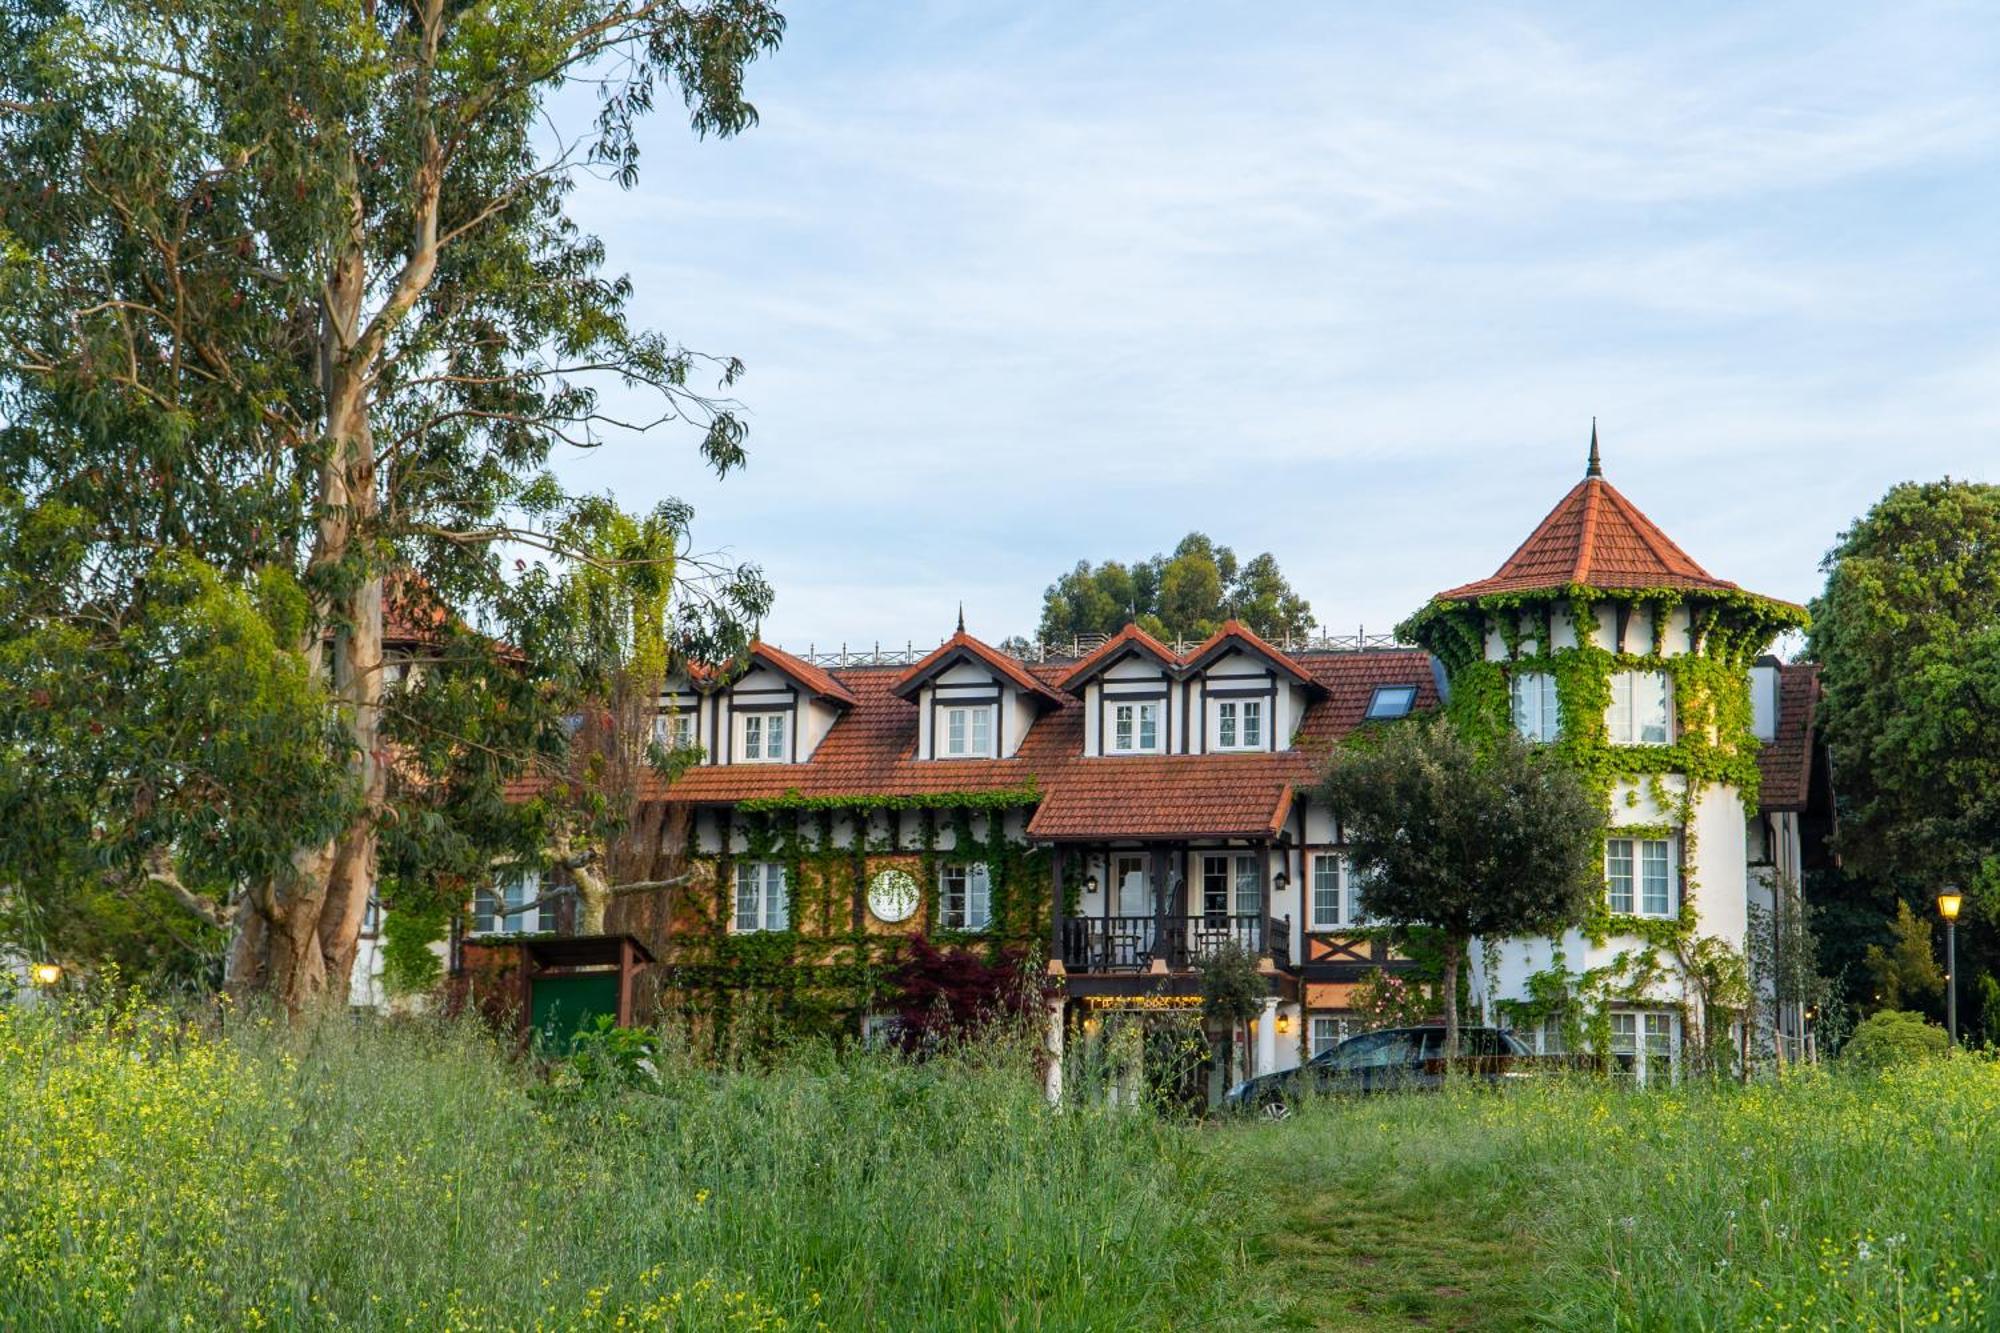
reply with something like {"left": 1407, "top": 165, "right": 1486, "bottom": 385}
{"left": 1224, "top": 1025, "right": 1536, "bottom": 1118}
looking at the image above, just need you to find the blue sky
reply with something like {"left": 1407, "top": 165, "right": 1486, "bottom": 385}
{"left": 554, "top": 2, "right": 2000, "bottom": 653}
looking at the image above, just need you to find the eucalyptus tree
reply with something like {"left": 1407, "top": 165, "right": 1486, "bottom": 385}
{"left": 0, "top": 0, "right": 782, "bottom": 1007}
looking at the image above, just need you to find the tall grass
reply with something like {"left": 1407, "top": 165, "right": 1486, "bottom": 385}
{"left": 11, "top": 997, "right": 1996, "bottom": 1331}
{"left": 1228, "top": 1061, "right": 2000, "bottom": 1329}
{"left": 0, "top": 1001, "right": 1260, "bottom": 1331}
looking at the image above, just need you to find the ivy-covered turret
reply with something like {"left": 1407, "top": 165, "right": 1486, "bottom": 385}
{"left": 1400, "top": 428, "right": 1807, "bottom": 1078}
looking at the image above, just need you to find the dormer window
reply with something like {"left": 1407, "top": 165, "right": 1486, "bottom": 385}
{"left": 1111, "top": 701, "right": 1160, "bottom": 753}
{"left": 942, "top": 704, "right": 994, "bottom": 758}
{"left": 1365, "top": 686, "right": 1417, "bottom": 720}
{"left": 1215, "top": 699, "right": 1263, "bottom": 751}
{"left": 740, "top": 711, "right": 788, "bottom": 763}
{"left": 1607, "top": 671, "right": 1672, "bottom": 745}
{"left": 653, "top": 711, "right": 696, "bottom": 750}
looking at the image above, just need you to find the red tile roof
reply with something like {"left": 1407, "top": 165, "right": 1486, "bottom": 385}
{"left": 1056, "top": 622, "right": 1182, "bottom": 693}
{"left": 1024, "top": 753, "right": 1304, "bottom": 839}
{"left": 891, "top": 631, "right": 1066, "bottom": 706}
{"left": 645, "top": 648, "right": 1441, "bottom": 840}
{"left": 1435, "top": 470, "right": 1748, "bottom": 602}
{"left": 740, "top": 640, "right": 858, "bottom": 707}
{"left": 1756, "top": 662, "right": 1820, "bottom": 812}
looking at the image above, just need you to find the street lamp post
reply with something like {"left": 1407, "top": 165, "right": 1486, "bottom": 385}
{"left": 1938, "top": 889, "right": 1963, "bottom": 1046}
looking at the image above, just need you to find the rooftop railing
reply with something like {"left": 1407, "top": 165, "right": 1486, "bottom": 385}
{"left": 780, "top": 628, "right": 1412, "bottom": 668}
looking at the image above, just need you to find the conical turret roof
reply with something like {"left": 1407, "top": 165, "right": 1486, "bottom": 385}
{"left": 1433, "top": 430, "right": 1745, "bottom": 601}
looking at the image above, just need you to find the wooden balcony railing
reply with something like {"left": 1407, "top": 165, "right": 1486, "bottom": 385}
{"left": 1059, "top": 915, "right": 1292, "bottom": 973}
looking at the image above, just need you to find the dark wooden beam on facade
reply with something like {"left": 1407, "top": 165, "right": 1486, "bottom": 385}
{"left": 1049, "top": 843, "right": 1065, "bottom": 962}
{"left": 850, "top": 810, "right": 867, "bottom": 933}
{"left": 1149, "top": 844, "right": 1169, "bottom": 965}
{"left": 1260, "top": 841, "right": 1275, "bottom": 958}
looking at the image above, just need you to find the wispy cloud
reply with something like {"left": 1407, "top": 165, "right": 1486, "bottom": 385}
{"left": 554, "top": 1, "right": 2000, "bottom": 647}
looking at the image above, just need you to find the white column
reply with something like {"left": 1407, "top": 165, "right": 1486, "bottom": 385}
{"left": 1255, "top": 996, "right": 1279, "bottom": 1076}
{"left": 1044, "top": 996, "right": 1065, "bottom": 1107}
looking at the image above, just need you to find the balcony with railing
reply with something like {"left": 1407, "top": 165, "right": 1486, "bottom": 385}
{"left": 1059, "top": 914, "right": 1292, "bottom": 974}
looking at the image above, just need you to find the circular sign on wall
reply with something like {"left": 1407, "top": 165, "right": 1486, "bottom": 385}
{"left": 867, "top": 868, "right": 920, "bottom": 923}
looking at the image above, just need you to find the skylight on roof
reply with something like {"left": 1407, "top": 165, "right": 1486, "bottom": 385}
{"left": 1365, "top": 685, "right": 1418, "bottom": 720}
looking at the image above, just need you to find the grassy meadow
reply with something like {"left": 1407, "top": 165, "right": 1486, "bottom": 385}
{"left": 3, "top": 1000, "right": 1998, "bottom": 1331}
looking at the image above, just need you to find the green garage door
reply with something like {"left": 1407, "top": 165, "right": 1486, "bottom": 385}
{"left": 529, "top": 972, "right": 621, "bottom": 1052}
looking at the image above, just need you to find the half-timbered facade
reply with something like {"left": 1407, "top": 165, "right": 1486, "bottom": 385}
{"left": 415, "top": 441, "right": 1827, "bottom": 1080}
{"left": 619, "top": 623, "right": 1440, "bottom": 1076}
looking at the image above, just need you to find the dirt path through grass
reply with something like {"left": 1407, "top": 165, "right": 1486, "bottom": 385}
{"left": 1225, "top": 1120, "right": 1539, "bottom": 1331}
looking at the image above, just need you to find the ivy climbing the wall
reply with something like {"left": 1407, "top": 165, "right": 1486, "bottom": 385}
{"left": 1402, "top": 583, "right": 1805, "bottom": 1072}
{"left": 661, "top": 788, "right": 1051, "bottom": 1040}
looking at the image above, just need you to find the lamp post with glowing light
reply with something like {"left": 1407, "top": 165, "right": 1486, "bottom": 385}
{"left": 1938, "top": 889, "right": 1962, "bottom": 1045}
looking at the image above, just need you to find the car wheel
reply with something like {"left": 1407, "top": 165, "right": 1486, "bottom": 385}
{"left": 1258, "top": 1094, "right": 1291, "bottom": 1121}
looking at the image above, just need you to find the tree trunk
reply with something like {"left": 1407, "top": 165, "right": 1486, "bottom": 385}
{"left": 1441, "top": 934, "right": 1463, "bottom": 1061}
{"left": 223, "top": 160, "right": 392, "bottom": 1014}
{"left": 573, "top": 860, "right": 612, "bottom": 936}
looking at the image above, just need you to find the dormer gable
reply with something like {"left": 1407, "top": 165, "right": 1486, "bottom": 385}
{"left": 1180, "top": 620, "right": 1317, "bottom": 688}
{"left": 1055, "top": 622, "right": 1180, "bottom": 694}
{"left": 663, "top": 640, "right": 857, "bottom": 767}
{"left": 893, "top": 630, "right": 1061, "bottom": 760}
{"left": 1058, "top": 623, "right": 1181, "bottom": 756}
{"left": 1181, "top": 620, "right": 1322, "bottom": 755}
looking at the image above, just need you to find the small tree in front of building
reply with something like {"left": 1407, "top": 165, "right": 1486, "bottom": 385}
{"left": 1320, "top": 717, "right": 1604, "bottom": 1058}
{"left": 1197, "top": 940, "right": 1265, "bottom": 1092}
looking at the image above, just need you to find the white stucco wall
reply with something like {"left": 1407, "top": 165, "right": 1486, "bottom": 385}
{"left": 1468, "top": 601, "right": 1760, "bottom": 1029}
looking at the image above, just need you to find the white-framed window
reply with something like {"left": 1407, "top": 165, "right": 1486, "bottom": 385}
{"left": 1201, "top": 853, "right": 1261, "bottom": 920}
{"left": 1606, "top": 836, "right": 1677, "bottom": 917}
{"left": 740, "top": 711, "right": 788, "bottom": 762}
{"left": 1310, "top": 852, "right": 1348, "bottom": 930}
{"left": 732, "top": 862, "right": 789, "bottom": 933}
{"left": 1310, "top": 1015, "right": 1352, "bottom": 1058}
{"left": 472, "top": 870, "right": 548, "bottom": 935}
{"left": 361, "top": 894, "right": 382, "bottom": 939}
{"left": 938, "top": 862, "right": 992, "bottom": 931}
{"left": 1215, "top": 698, "right": 1265, "bottom": 751}
{"left": 1110, "top": 700, "right": 1161, "bottom": 753}
{"left": 942, "top": 705, "right": 994, "bottom": 758}
{"left": 653, "top": 710, "right": 697, "bottom": 750}
{"left": 1609, "top": 1010, "right": 1678, "bottom": 1084}
{"left": 1535, "top": 1017, "right": 1567, "bottom": 1056}
{"left": 1606, "top": 671, "right": 1672, "bottom": 745}
{"left": 1511, "top": 671, "right": 1559, "bottom": 742}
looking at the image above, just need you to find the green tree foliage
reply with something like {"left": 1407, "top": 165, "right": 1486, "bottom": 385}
{"left": 0, "top": 0, "right": 784, "bottom": 1006}
{"left": 1809, "top": 480, "right": 2000, "bottom": 899}
{"left": 1035, "top": 533, "right": 1314, "bottom": 645}
{"left": 1320, "top": 718, "right": 1604, "bottom": 1056}
{"left": 1979, "top": 972, "right": 2000, "bottom": 1048}
{"left": 1838, "top": 1008, "right": 1950, "bottom": 1071}
{"left": 1862, "top": 900, "right": 1945, "bottom": 1015}
{"left": 1197, "top": 939, "right": 1265, "bottom": 1094}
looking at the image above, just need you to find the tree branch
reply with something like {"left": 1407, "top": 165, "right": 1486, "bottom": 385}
{"left": 142, "top": 846, "right": 238, "bottom": 930}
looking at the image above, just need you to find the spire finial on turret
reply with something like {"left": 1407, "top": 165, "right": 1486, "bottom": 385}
{"left": 956, "top": 602, "right": 965, "bottom": 635}
{"left": 1586, "top": 418, "right": 1602, "bottom": 478}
